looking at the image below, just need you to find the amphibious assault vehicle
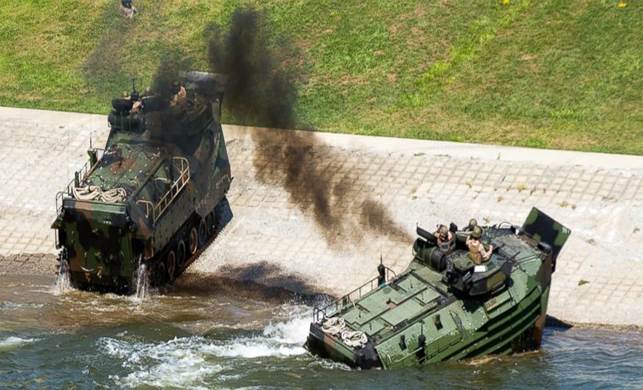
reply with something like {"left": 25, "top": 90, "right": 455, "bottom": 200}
{"left": 306, "top": 208, "right": 570, "bottom": 369}
{"left": 51, "top": 72, "right": 232, "bottom": 293}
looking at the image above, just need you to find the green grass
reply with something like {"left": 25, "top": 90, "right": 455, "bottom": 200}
{"left": 0, "top": 0, "right": 641, "bottom": 154}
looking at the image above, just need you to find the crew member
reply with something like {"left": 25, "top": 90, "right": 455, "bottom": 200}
{"left": 434, "top": 224, "right": 455, "bottom": 254}
{"left": 466, "top": 226, "right": 493, "bottom": 265}
{"left": 170, "top": 82, "right": 187, "bottom": 106}
{"left": 131, "top": 99, "right": 143, "bottom": 113}
{"left": 464, "top": 218, "right": 478, "bottom": 232}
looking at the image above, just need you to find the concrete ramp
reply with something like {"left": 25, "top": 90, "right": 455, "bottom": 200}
{"left": 1, "top": 107, "right": 642, "bottom": 327}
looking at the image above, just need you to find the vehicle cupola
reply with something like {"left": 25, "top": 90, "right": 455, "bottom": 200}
{"left": 108, "top": 79, "right": 144, "bottom": 133}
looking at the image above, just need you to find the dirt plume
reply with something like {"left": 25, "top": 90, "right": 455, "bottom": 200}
{"left": 206, "top": 7, "right": 409, "bottom": 246}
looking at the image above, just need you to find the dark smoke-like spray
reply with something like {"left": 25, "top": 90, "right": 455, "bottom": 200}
{"left": 146, "top": 48, "right": 195, "bottom": 140}
{"left": 207, "top": 8, "right": 410, "bottom": 245}
{"left": 206, "top": 9, "right": 297, "bottom": 128}
{"left": 150, "top": 48, "right": 193, "bottom": 101}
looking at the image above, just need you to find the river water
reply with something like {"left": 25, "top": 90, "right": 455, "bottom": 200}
{"left": 1, "top": 274, "right": 642, "bottom": 389}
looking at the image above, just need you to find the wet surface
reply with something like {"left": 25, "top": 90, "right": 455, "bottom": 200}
{"left": 1, "top": 274, "right": 642, "bottom": 389}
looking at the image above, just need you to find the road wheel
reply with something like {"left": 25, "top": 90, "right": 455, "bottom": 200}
{"left": 155, "top": 261, "right": 167, "bottom": 286}
{"left": 206, "top": 212, "right": 215, "bottom": 237}
{"left": 165, "top": 250, "right": 176, "bottom": 283}
{"left": 198, "top": 218, "right": 207, "bottom": 247}
{"left": 176, "top": 240, "right": 187, "bottom": 272}
{"left": 188, "top": 226, "right": 198, "bottom": 255}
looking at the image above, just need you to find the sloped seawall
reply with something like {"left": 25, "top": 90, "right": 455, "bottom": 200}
{"left": 1, "top": 107, "right": 642, "bottom": 327}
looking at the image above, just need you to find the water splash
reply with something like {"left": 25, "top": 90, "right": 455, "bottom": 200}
{"left": 134, "top": 259, "right": 150, "bottom": 300}
{"left": 0, "top": 302, "right": 45, "bottom": 310}
{"left": 100, "top": 336, "right": 223, "bottom": 389}
{"left": 98, "top": 305, "right": 311, "bottom": 388}
{"left": 0, "top": 336, "right": 39, "bottom": 351}
{"left": 204, "top": 313, "right": 310, "bottom": 358}
{"left": 54, "top": 259, "right": 72, "bottom": 295}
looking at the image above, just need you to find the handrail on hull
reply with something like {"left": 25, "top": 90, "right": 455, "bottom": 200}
{"left": 313, "top": 266, "right": 397, "bottom": 323}
{"left": 137, "top": 157, "right": 190, "bottom": 223}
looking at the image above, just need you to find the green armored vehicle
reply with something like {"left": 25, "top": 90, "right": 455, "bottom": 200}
{"left": 306, "top": 208, "right": 570, "bottom": 368}
{"left": 51, "top": 72, "right": 232, "bottom": 293}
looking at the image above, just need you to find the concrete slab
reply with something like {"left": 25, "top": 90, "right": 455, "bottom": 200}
{"left": 1, "top": 106, "right": 642, "bottom": 326}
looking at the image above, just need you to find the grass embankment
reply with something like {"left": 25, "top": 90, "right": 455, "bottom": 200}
{"left": 0, "top": 1, "right": 641, "bottom": 154}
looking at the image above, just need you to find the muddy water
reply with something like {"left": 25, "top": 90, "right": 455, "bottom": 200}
{"left": 1, "top": 274, "right": 642, "bottom": 389}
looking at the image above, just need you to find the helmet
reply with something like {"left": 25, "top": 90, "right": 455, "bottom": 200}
{"left": 468, "top": 218, "right": 478, "bottom": 228}
{"left": 471, "top": 226, "right": 483, "bottom": 239}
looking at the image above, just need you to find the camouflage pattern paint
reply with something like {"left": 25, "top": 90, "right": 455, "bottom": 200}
{"left": 52, "top": 72, "right": 232, "bottom": 293}
{"left": 306, "top": 208, "right": 570, "bottom": 369}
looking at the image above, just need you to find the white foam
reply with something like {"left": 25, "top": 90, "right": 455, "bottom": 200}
{"left": 100, "top": 336, "right": 223, "bottom": 389}
{"left": 98, "top": 306, "right": 312, "bottom": 387}
{"left": 0, "top": 301, "right": 45, "bottom": 310}
{"left": 205, "top": 315, "right": 310, "bottom": 358}
{"left": 0, "top": 336, "right": 38, "bottom": 350}
{"left": 205, "top": 338, "right": 306, "bottom": 358}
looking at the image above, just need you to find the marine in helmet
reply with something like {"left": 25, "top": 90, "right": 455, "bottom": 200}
{"left": 130, "top": 89, "right": 143, "bottom": 113}
{"left": 466, "top": 226, "right": 493, "bottom": 265}
{"left": 120, "top": 81, "right": 143, "bottom": 113}
{"left": 434, "top": 224, "right": 455, "bottom": 254}
{"left": 464, "top": 218, "right": 478, "bottom": 232}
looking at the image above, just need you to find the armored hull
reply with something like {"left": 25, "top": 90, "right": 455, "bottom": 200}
{"left": 305, "top": 208, "right": 570, "bottom": 369}
{"left": 52, "top": 72, "right": 232, "bottom": 293}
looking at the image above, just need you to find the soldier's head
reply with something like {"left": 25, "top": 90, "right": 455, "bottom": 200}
{"left": 470, "top": 226, "right": 483, "bottom": 240}
{"left": 468, "top": 218, "right": 478, "bottom": 229}
{"left": 437, "top": 225, "right": 449, "bottom": 240}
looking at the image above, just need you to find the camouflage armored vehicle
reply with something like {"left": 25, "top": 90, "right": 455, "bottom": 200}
{"left": 51, "top": 72, "right": 232, "bottom": 293}
{"left": 306, "top": 208, "right": 570, "bottom": 368}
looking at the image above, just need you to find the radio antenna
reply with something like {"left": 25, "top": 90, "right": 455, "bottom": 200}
{"left": 131, "top": 78, "right": 139, "bottom": 100}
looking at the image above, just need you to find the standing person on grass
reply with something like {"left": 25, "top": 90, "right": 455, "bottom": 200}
{"left": 120, "top": 0, "right": 138, "bottom": 19}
